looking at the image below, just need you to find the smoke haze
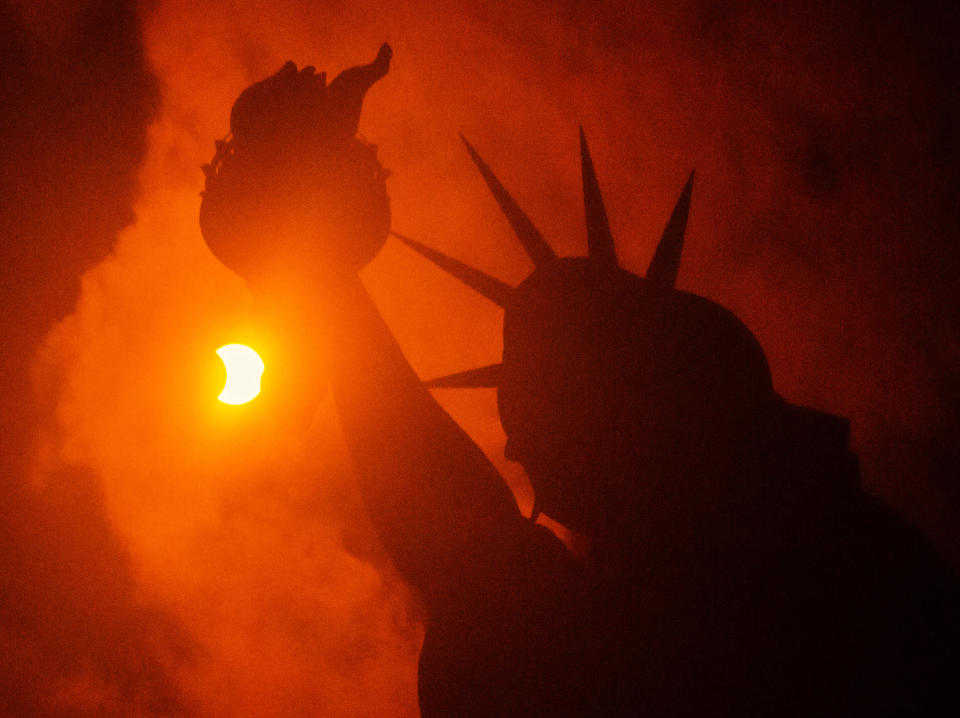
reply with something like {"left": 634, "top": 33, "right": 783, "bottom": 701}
{"left": 2, "top": 0, "right": 958, "bottom": 714}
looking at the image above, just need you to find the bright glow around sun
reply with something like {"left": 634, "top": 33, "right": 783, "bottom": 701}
{"left": 216, "top": 344, "right": 265, "bottom": 405}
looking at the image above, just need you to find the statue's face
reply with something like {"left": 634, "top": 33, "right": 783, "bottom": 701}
{"left": 497, "top": 261, "right": 654, "bottom": 533}
{"left": 497, "top": 260, "right": 774, "bottom": 537}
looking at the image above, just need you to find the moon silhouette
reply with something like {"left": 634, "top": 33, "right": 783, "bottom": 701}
{"left": 216, "top": 344, "right": 265, "bottom": 404}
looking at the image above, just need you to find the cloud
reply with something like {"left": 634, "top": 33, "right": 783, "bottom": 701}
{"left": 1, "top": 1, "right": 195, "bottom": 713}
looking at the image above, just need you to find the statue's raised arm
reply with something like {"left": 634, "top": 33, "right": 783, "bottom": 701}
{"left": 198, "top": 45, "right": 538, "bottom": 609}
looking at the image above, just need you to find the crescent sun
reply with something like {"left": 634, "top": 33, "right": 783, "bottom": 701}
{"left": 216, "top": 344, "right": 265, "bottom": 405}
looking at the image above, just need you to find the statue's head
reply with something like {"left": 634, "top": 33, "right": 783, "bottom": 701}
{"left": 398, "top": 132, "right": 774, "bottom": 536}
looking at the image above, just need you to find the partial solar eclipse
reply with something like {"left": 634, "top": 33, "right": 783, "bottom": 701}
{"left": 216, "top": 344, "right": 265, "bottom": 404}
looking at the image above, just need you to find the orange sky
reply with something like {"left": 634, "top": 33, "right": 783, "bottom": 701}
{"left": 4, "top": 0, "right": 959, "bottom": 714}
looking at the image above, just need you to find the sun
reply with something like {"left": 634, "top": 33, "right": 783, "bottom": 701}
{"left": 216, "top": 344, "right": 265, "bottom": 405}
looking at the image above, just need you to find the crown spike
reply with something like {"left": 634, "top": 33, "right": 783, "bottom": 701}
{"left": 646, "top": 170, "right": 695, "bottom": 288}
{"left": 392, "top": 231, "right": 514, "bottom": 308}
{"left": 425, "top": 363, "right": 503, "bottom": 388}
{"left": 579, "top": 128, "right": 618, "bottom": 268}
{"left": 460, "top": 134, "right": 557, "bottom": 267}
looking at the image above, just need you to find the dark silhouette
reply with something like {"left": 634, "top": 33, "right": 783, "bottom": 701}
{"left": 201, "top": 46, "right": 960, "bottom": 716}
{"left": 200, "top": 44, "right": 391, "bottom": 285}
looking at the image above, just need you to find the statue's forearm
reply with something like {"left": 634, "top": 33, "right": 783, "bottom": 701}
{"left": 326, "top": 275, "right": 524, "bottom": 603}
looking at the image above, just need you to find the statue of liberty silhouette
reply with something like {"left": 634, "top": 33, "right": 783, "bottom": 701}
{"left": 200, "top": 45, "right": 959, "bottom": 717}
